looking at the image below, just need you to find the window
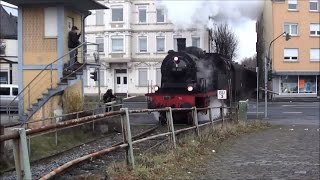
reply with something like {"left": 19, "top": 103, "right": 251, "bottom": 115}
{"left": 138, "top": 6, "right": 147, "bottom": 23}
{"left": 284, "top": 48, "right": 298, "bottom": 61}
{"left": 192, "top": 37, "right": 200, "bottom": 47}
{"left": 96, "top": 10, "right": 104, "bottom": 25}
{"left": 281, "top": 76, "right": 298, "bottom": 93}
{"left": 156, "top": 9, "right": 165, "bottom": 23}
{"left": 12, "top": 88, "right": 18, "bottom": 95}
{"left": 288, "top": 0, "right": 298, "bottom": 10}
{"left": 309, "top": 0, "right": 319, "bottom": 11}
{"left": 123, "top": 77, "right": 127, "bottom": 84}
{"left": 310, "top": 24, "right": 320, "bottom": 36}
{"left": 310, "top": 48, "right": 320, "bottom": 61}
{"left": 284, "top": 23, "right": 298, "bottom": 36}
{"left": 138, "top": 36, "right": 147, "bottom": 52}
{"left": 117, "top": 76, "right": 121, "bottom": 84}
{"left": 112, "top": 7, "right": 123, "bottom": 22}
{"left": 44, "top": 7, "right": 58, "bottom": 37}
{"left": 0, "top": 71, "right": 8, "bottom": 84}
{"left": 156, "top": 36, "right": 165, "bottom": 52}
{"left": 0, "top": 41, "right": 5, "bottom": 55}
{"left": 138, "top": 68, "right": 148, "bottom": 86}
{"left": 299, "top": 76, "right": 316, "bottom": 93}
{"left": 156, "top": 68, "right": 161, "bottom": 86}
{"left": 111, "top": 37, "right": 124, "bottom": 52}
{"left": 0, "top": 87, "right": 10, "bottom": 95}
{"left": 96, "top": 37, "right": 104, "bottom": 52}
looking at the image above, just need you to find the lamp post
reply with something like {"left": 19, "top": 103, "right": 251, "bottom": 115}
{"left": 264, "top": 32, "right": 291, "bottom": 119}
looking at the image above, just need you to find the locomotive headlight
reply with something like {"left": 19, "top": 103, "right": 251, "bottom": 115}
{"left": 187, "top": 86, "right": 193, "bottom": 92}
{"left": 174, "top": 57, "right": 179, "bottom": 61}
{"left": 154, "top": 85, "right": 159, "bottom": 91}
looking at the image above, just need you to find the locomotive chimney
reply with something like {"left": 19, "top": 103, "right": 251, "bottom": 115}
{"left": 177, "top": 38, "right": 186, "bottom": 52}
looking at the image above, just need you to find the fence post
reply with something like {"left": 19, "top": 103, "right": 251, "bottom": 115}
{"left": 12, "top": 137, "right": 22, "bottom": 180}
{"left": 220, "top": 106, "right": 225, "bottom": 127}
{"left": 28, "top": 136, "right": 31, "bottom": 156}
{"left": 236, "top": 106, "right": 239, "bottom": 122}
{"left": 208, "top": 107, "right": 214, "bottom": 131}
{"left": 121, "top": 108, "right": 135, "bottom": 168}
{"left": 92, "top": 110, "right": 95, "bottom": 131}
{"left": 166, "top": 107, "right": 176, "bottom": 149}
{"left": 120, "top": 110, "right": 128, "bottom": 161}
{"left": 192, "top": 107, "right": 200, "bottom": 137}
{"left": 12, "top": 128, "right": 32, "bottom": 180}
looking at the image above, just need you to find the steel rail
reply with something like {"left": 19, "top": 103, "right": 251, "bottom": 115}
{"left": 39, "top": 126, "right": 159, "bottom": 180}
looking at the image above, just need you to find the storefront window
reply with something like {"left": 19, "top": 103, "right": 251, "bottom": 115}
{"left": 298, "top": 76, "right": 316, "bottom": 93}
{"left": 281, "top": 76, "right": 298, "bottom": 93}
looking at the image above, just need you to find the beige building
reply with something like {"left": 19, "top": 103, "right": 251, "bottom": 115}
{"left": 258, "top": 0, "right": 320, "bottom": 99}
{"left": 84, "top": 0, "right": 210, "bottom": 96}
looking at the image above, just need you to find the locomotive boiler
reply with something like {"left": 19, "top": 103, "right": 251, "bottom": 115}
{"left": 146, "top": 38, "right": 256, "bottom": 124}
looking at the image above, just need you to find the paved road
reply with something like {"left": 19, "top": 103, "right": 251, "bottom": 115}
{"left": 247, "top": 101, "right": 319, "bottom": 125}
{"left": 197, "top": 125, "right": 319, "bottom": 180}
{"left": 195, "top": 101, "right": 320, "bottom": 180}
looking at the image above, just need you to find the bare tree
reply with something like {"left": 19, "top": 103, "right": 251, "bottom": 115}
{"left": 241, "top": 54, "right": 257, "bottom": 70}
{"left": 211, "top": 23, "right": 238, "bottom": 61}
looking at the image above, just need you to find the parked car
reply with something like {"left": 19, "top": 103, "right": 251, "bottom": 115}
{"left": 0, "top": 84, "right": 19, "bottom": 113}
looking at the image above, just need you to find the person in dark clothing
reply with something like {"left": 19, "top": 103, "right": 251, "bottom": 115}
{"left": 68, "top": 26, "right": 81, "bottom": 70}
{"left": 103, "top": 89, "right": 117, "bottom": 112}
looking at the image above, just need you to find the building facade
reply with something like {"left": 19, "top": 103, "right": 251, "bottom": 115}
{"left": 258, "top": 0, "right": 320, "bottom": 99}
{"left": 84, "top": 0, "right": 209, "bottom": 96}
{"left": 0, "top": 5, "right": 18, "bottom": 85}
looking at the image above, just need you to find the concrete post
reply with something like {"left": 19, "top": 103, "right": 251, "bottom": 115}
{"left": 192, "top": 107, "right": 200, "bottom": 137}
{"left": 166, "top": 107, "right": 177, "bottom": 149}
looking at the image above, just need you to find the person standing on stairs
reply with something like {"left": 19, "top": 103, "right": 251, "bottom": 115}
{"left": 68, "top": 26, "right": 81, "bottom": 71}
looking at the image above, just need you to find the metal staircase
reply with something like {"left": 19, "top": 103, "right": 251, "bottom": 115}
{"left": 7, "top": 42, "right": 99, "bottom": 122}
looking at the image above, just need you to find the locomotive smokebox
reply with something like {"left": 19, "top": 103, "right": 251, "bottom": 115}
{"left": 177, "top": 38, "right": 186, "bottom": 52}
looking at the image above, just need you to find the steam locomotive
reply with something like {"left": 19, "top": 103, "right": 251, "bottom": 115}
{"left": 146, "top": 38, "right": 256, "bottom": 124}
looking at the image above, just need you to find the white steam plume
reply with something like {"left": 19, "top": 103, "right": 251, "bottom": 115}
{"left": 157, "top": 0, "right": 263, "bottom": 29}
{"left": 156, "top": 0, "right": 264, "bottom": 61}
{"left": 198, "top": 97, "right": 229, "bottom": 122}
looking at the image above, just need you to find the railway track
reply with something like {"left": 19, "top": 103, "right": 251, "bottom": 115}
{"left": 0, "top": 124, "right": 159, "bottom": 180}
{"left": 52, "top": 124, "right": 191, "bottom": 180}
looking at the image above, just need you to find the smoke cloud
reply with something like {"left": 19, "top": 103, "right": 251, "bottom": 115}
{"left": 156, "top": 0, "right": 264, "bottom": 61}
{"left": 157, "top": 0, "right": 263, "bottom": 28}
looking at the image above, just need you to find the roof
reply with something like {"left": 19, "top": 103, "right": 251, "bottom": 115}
{"left": 0, "top": 5, "right": 17, "bottom": 39}
{"left": 2, "top": 0, "right": 108, "bottom": 13}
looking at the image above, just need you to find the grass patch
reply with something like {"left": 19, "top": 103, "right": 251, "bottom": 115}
{"left": 29, "top": 125, "right": 99, "bottom": 161}
{"left": 106, "top": 120, "right": 271, "bottom": 180}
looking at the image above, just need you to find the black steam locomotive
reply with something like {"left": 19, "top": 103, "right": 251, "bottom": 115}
{"left": 146, "top": 38, "right": 256, "bottom": 123}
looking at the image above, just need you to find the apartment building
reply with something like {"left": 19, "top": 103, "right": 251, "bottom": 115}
{"left": 258, "top": 0, "right": 320, "bottom": 99}
{"left": 84, "top": 0, "right": 209, "bottom": 96}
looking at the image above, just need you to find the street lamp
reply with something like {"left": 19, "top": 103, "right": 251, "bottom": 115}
{"left": 264, "top": 32, "right": 291, "bottom": 119}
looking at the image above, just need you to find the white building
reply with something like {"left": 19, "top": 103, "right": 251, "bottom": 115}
{"left": 84, "top": 0, "right": 209, "bottom": 96}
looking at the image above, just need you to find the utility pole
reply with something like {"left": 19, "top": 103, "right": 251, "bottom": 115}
{"left": 256, "top": 67, "right": 259, "bottom": 119}
{"left": 264, "top": 32, "right": 291, "bottom": 119}
{"left": 93, "top": 52, "right": 101, "bottom": 104}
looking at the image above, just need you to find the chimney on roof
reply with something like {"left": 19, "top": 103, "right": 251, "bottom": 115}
{"left": 177, "top": 38, "right": 186, "bottom": 52}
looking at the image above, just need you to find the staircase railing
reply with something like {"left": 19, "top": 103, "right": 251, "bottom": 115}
{"left": 7, "top": 42, "right": 99, "bottom": 122}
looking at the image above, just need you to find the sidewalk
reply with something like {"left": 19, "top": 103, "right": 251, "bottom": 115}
{"left": 195, "top": 125, "right": 320, "bottom": 179}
